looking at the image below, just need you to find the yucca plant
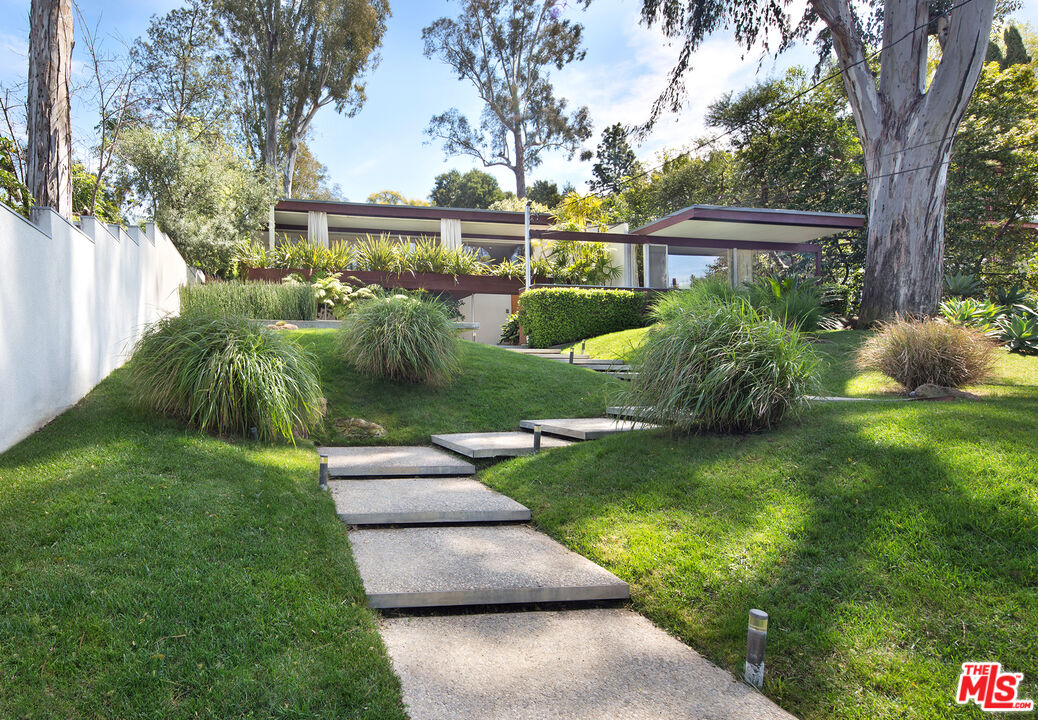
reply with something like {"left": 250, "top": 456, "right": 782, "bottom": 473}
{"left": 622, "top": 301, "right": 819, "bottom": 433}
{"left": 339, "top": 294, "right": 458, "bottom": 384}
{"left": 856, "top": 317, "right": 995, "bottom": 390}
{"left": 131, "top": 313, "right": 325, "bottom": 442}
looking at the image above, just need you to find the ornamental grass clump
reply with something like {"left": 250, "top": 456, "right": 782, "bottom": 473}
{"left": 339, "top": 294, "right": 458, "bottom": 384}
{"left": 623, "top": 301, "right": 819, "bottom": 433}
{"left": 131, "top": 313, "right": 325, "bottom": 442}
{"left": 856, "top": 317, "right": 995, "bottom": 391}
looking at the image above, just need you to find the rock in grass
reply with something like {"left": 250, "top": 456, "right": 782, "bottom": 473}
{"left": 910, "top": 383, "right": 981, "bottom": 400}
{"left": 267, "top": 321, "right": 300, "bottom": 330}
{"left": 335, "top": 418, "right": 387, "bottom": 437}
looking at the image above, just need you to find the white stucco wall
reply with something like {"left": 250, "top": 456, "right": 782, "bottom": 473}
{"left": 458, "top": 293, "right": 514, "bottom": 345}
{"left": 0, "top": 204, "right": 197, "bottom": 453}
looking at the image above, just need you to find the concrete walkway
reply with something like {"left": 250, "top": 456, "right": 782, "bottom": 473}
{"left": 497, "top": 345, "right": 637, "bottom": 380}
{"left": 325, "top": 436, "right": 796, "bottom": 719}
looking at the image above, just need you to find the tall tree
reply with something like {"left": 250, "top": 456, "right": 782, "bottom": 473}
{"left": 527, "top": 179, "right": 562, "bottom": 207}
{"left": 986, "top": 25, "right": 1031, "bottom": 68}
{"left": 367, "top": 190, "right": 430, "bottom": 206}
{"left": 429, "top": 168, "right": 505, "bottom": 208}
{"left": 641, "top": 0, "right": 997, "bottom": 322}
{"left": 591, "top": 123, "right": 640, "bottom": 194}
{"left": 291, "top": 141, "right": 345, "bottom": 200}
{"left": 136, "top": 0, "right": 232, "bottom": 134}
{"left": 219, "top": 0, "right": 389, "bottom": 196}
{"left": 423, "top": 0, "right": 593, "bottom": 198}
{"left": 26, "top": 0, "right": 74, "bottom": 220}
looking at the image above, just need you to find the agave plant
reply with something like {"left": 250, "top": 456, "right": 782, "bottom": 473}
{"left": 995, "top": 307, "right": 1038, "bottom": 355}
{"left": 943, "top": 271, "right": 983, "bottom": 298}
{"left": 939, "top": 297, "right": 1005, "bottom": 333}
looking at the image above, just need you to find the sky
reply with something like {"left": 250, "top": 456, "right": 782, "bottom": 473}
{"left": 2, "top": 0, "right": 1036, "bottom": 282}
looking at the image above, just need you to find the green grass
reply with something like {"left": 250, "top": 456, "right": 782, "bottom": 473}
{"left": 0, "top": 370, "right": 405, "bottom": 719}
{"left": 296, "top": 330, "right": 620, "bottom": 445}
{"left": 180, "top": 281, "right": 317, "bottom": 321}
{"left": 564, "top": 326, "right": 650, "bottom": 361}
{"left": 479, "top": 342, "right": 1038, "bottom": 720}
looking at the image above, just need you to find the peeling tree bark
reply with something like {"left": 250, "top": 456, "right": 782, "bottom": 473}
{"left": 811, "top": 0, "right": 995, "bottom": 322}
{"left": 26, "top": 0, "right": 74, "bottom": 220}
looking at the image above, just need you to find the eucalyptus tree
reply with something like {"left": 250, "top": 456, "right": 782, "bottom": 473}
{"left": 219, "top": 0, "right": 389, "bottom": 196}
{"left": 423, "top": 0, "right": 593, "bottom": 198}
{"left": 26, "top": 0, "right": 74, "bottom": 219}
{"left": 641, "top": 0, "right": 998, "bottom": 321}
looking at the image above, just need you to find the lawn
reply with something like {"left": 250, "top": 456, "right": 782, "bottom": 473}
{"left": 480, "top": 338, "right": 1038, "bottom": 720}
{"left": 297, "top": 329, "right": 620, "bottom": 446}
{"left": 0, "top": 369, "right": 406, "bottom": 719}
{"left": 563, "top": 325, "right": 649, "bottom": 362}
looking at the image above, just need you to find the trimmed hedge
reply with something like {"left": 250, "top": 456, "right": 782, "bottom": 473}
{"left": 180, "top": 281, "right": 318, "bottom": 321}
{"left": 517, "top": 288, "right": 647, "bottom": 348}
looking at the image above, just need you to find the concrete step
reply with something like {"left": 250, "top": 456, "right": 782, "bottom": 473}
{"left": 329, "top": 477, "right": 530, "bottom": 525}
{"left": 349, "top": 525, "right": 629, "bottom": 609}
{"left": 382, "top": 609, "right": 795, "bottom": 720}
{"left": 431, "top": 431, "right": 573, "bottom": 459}
{"left": 323, "top": 446, "right": 475, "bottom": 478}
{"left": 586, "top": 364, "right": 633, "bottom": 372}
{"left": 606, "top": 405, "right": 653, "bottom": 419}
{"left": 496, "top": 346, "right": 560, "bottom": 354}
{"left": 519, "top": 417, "right": 658, "bottom": 441}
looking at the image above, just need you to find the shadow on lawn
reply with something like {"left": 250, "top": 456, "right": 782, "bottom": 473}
{"left": 482, "top": 401, "right": 1037, "bottom": 720}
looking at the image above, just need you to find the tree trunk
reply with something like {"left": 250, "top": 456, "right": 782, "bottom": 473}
{"left": 513, "top": 129, "right": 526, "bottom": 198}
{"left": 858, "top": 140, "right": 950, "bottom": 323}
{"left": 282, "top": 134, "right": 299, "bottom": 197}
{"left": 26, "top": 0, "right": 73, "bottom": 220}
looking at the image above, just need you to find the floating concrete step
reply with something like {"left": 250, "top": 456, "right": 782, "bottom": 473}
{"left": 349, "top": 525, "right": 629, "bottom": 609}
{"left": 323, "top": 446, "right": 475, "bottom": 478}
{"left": 382, "top": 609, "right": 795, "bottom": 720}
{"left": 519, "top": 417, "right": 657, "bottom": 441}
{"left": 496, "top": 346, "right": 560, "bottom": 354}
{"left": 605, "top": 405, "right": 653, "bottom": 419}
{"left": 584, "top": 364, "right": 633, "bottom": 372}
{"left": 431, "top": 431, "right": 573, "bottom": 459}
{"left": 568, "top": 357, "right": 622, "bottom": 366}
{"left": 329, "top": 477, "right": 530, "bottom": 525}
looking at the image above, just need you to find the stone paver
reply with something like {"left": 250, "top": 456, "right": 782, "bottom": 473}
{"left": 519, "top": 417, "right": 657, "bottom": 440}
{"left": 382, "top": 609, "right": 795, "bottom": 720}
{"left": 329, "top": 477, "right": 530, "bottom": 525}
{"left": 322, "top": 446, "right": 474, "bottom": 478}
{"left": 431, "top": 431, "right": 573, "bottom": 458}
{"left": 349, "top": 525, "right": 629, "bottom": 608}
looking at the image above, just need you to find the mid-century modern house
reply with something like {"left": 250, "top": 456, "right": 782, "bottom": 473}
{"left": 263, "top": 199, "right": 865, "bottom": 343}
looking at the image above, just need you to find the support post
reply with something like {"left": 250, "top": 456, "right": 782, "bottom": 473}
{"left": 524, "top": 200, "right": 531, "bottom": 291}
{"left": 745, "top": 609, "right": 768, "bottom": 689}
{"left": 267, "top": 204, "right": 276, "bottom": 250}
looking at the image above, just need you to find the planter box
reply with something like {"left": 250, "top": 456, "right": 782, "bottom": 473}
{"left": 246, "top": 268, "right": 523, "bottom": 297}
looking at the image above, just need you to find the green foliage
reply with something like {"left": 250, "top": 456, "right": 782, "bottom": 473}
{"left": 991, "top": 284, "right": 1032, "bottom": 308}
{"left": 986, "top": 25, "right": 1032, "bottom": 69}
{"left": 939, "top": 297, "right": 1004, "bottom": 332}
{"left": 650, "top": 276, "right": 736, "bottom": 323}
{"left": 429, "top": 168, "right": 504, "bottom": 208}
{"left": 72, "top": 163, "right": 122, "bottom": 223}
{"left": 995, "top": 307, "right": 1038, "bottom": 354}
{"left": 116, "top": 124, "right": 276, "bottom": 276}
{"left": 499, "top": 313, "right": 521, "bottom": 345}
{"left": 131, "top": 312, "right": 325, "bottom": 441}
{"left": 366, "top": 189, "right": 429, "bottom": 206}
{"left": 857, "top": 318, "right": 996, "bottom": 390}
{"left": 179, "top": 281, "right": 317, "bottom": 320}
{"left": 942, "top": 271, "right": 983, "bottom": 298}
{"left": 0, "top": 136, "right": 32, "bottom": 217}
{"left": 591, "top": 123, "right": 641, "bottom": 195}
{"left": 518, "top": 288, "right": 647, "bottom": 348}
{"left": 745, "top": 275, "right": 825, "bottom": 330}
{"left": 526, "top": 179, "right": 564, "bottom": 208}
{"left": 623, "top": 301, "right": 819, "bottom": 433}
{"left": 339, "top": 294, "right": 459, "bottom": 384}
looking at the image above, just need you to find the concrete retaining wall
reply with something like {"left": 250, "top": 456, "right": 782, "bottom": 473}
{"left": 0, "top": 204, "right": 197, "bottom": 453}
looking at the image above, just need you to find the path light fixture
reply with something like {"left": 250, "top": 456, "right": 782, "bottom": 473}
{"left": 745, "top": 609, "right": 768, "bottom": 689}
{"left": 532, "top": 424, "right": 542, "bottom": 453}
{"left": 319, "top": 452, "right": 329, "bottom": 490}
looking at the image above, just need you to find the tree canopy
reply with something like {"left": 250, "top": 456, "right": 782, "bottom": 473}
{"left": 423, "top": 0, "right": 592, "bottom": 197}
{"left": 429, "top": 168, "right": 505, "bottom": 208}
{"left": 590, "top": 123, "right": 641, "bottom": 194}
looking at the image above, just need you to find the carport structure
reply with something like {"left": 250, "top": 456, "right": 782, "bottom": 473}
{"left": 267, "top": 199, "right": 864, "bottom": 291}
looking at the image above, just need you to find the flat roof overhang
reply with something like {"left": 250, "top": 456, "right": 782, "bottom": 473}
{"left": 269, "top": 200, "right": 865, "bottom": 253}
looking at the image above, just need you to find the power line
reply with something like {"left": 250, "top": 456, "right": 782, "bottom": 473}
{"left": 594, "top": 0, "right": 981, "bottom": 198}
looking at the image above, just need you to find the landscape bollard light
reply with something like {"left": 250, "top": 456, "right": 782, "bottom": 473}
{"left": 319, "top": 453, "right": 329, "bottom": 491}
{"left": 581, "top": 340, "right": 586, "bottom": 354}
{"left": 533, "top": 424, "right": 542, "bottom": 453}
{"left": 568, "top": 349, "right": 574, "bottom": 364}
{"left": 745, "top": 609, "right": 768, "bottom": 689}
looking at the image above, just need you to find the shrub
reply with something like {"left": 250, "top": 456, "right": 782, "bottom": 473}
{"left": 856, "top": 317, "right": 996, "bottom": 390}
{"left": 939, "top": 297, "right": 1003, "bottom": 332}
{"left": 943, "top": 271, "right": 983, "bottom": 298}
{"left": 131, "top": 313, "right": 324, "bottom": 442}
{"left": 650, "top": 277, "right": 737, "bottom": 323}
{"left": 179, "top": 281, "right": 317, "bottom": 320}
{"left": 339, "top": 294, "right": 458, "bottom": 384}
{"left": 517, "top": 288, "right": 647, "bottom": 348}
{"left": 622, "top": 302, "right": 818, "bottom": 433}
{"left": 995, "top": 307, "right": 1038, "bottom": 355}
{"left": 499, "top": 313, "right": 521, "bottom": 345}
{"left": 745, "top": 276, "right": 825, "bottom": 330}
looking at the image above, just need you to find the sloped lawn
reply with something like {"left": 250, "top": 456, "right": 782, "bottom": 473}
{"left": 479, "top": 347, "right": 1038, "bottom": 720}
{"left": 298, "top": 329, "right": 620, "bottom": 446}
{"left": 0, "top": 370, "right": 406, "bottom": 719}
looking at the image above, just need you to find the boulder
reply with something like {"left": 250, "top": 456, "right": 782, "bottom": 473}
{"left": 910, "top": 383, "right": 981, "bottom": 401}
{"left": 266, "top": 321, "right": 299, "bottom": 331}
{"left": 335, "top": 417, "right": 387, "bottom": 437}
